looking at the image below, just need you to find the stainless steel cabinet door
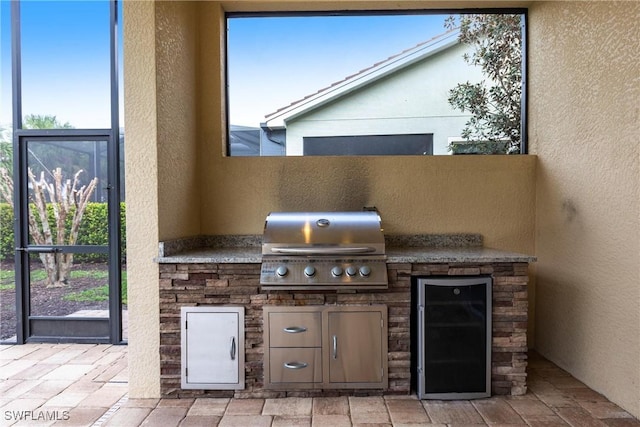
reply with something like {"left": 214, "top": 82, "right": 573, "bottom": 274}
{"left": 181, "top": 307, "right": 245, "bottom": 389}
{"left": 327, "top": 310, "right": 385, "bottom": 384}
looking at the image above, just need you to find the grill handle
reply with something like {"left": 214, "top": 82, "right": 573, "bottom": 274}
{"left": 271, "top": 247, "right": 376, "bottom": 255}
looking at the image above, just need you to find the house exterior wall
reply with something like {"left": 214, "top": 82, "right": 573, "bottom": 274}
{"left": 284, "top": 42, "right": 482, "bottom": 155}
{"left": 125, "top": 0, "right": 537, "bottom": 398}
{"left": 126, "top": 0, "right": 536, "bottom": 399}
{"left": 124, "top": 0, "right": 202, "bottom": 397}
{"left": 124, "top": 1, "right": 640, "bottom": 419}
{"left": 529, "top": 1, "right": 640, "bottom": 418}
{"left": 123, "top": 0, "right": 160, "bottom": 398}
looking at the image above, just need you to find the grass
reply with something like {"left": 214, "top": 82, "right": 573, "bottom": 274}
{"left": 64, "top": 286, "right": 109, "bottom": 302}
{"left": 63, "top": 271, "right": 128, "bottom": 304}
{"left": 0, "top": 269, "right": 15, "bottom": 287}
{"left": 0, "top": 266, "right": 128, "bottom": 304}
{"left": 31, "top": 270, "right": 49, "bottom": 282}
{"left": 33, "top": 269, "right": 109, "bottom": 283}
{"left": 70, "top": 270, "right": 109, "bottom": 280}
{"left": 3, "top": 268, "right": 110, "bottom": 284}
{"left": 63, "top": 286, "right": 128, "bottom": 304}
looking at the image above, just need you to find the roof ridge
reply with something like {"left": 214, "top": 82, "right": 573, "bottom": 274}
{"left": 264, "top": 27, "right": 459, "bottom": 120}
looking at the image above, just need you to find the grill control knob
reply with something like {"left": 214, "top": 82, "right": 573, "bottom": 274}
{"left": 346, "top": 266, "right": 358, "bottom": 277}
{"left": 359, "top": 266, "right": 372, "bottom": 277}
{"left": 331, "top": 266, "right": 344, "bottom": 277}
{"left": 304, "top": 266, "right": 316, "bottom": 277}
{"left": 276, "top": 266, "right": 289, "bottom": 277}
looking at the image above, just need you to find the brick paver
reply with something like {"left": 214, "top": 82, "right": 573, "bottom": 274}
{"left": 0, "top": 345, "right": 638, "bottom": 426}
{"left": 312, "top": 397, "right": 349, "bottom": 415}
{"left": 263, "top": 397, "right": 313, "bottom": 417}
{"left": 423, "top": 400, "right": 485, "bottom": 424}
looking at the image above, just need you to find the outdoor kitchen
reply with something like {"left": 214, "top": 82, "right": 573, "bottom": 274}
{"left": 155, "top": 211, "right": 534, "bottom": 399}
{"left": 0, "top": 1, "right": 636, "bottom": 425}
{"left": 117, "top": 0, "right": 639, "bottom": 421}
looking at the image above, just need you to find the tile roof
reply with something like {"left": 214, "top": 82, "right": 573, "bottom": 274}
{"left": 263, "top": 28, "right": 460, "bottom": 127}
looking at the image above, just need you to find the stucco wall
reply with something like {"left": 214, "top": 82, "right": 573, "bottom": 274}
{"left": 156, "top": 2, "right": 201, "bottom": 240}
{"left": 198, "top": 3, "right": 535, "bottom": 253}
{"left": 123, "top": 1, "right": 160, "bottom": 398}
{"left": 124, "top": 1, "right": 202, "bottom": 398}
{"left": 529, "top": 1, "right": 640, "bottom": 418}
{"left": 125, "top": 0, "right": 539, "bottom": 400}
{"left": 124, "top": 2, "right": 640, "bottom": 417}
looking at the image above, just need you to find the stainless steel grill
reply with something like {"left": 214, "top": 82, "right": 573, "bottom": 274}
{"left": 260, "top": 211, "right": 388, "bottom": 290}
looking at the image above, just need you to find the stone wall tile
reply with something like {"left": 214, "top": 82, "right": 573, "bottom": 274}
{"left": 158, "top": 261, "right": 529, "bottom": 398}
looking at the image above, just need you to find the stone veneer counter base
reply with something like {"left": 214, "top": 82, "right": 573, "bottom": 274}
{"left": 156, "top": 235, "right": 535, "bottom": 399}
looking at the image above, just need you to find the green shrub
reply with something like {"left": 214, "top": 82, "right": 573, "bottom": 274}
{"left": 0, "top": 202, "right": 126, "bottom": 263}
{"left": 0, "top": 204, "right": 14, "bottom": 260}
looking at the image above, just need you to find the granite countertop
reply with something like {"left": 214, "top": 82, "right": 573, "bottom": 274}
{"left": 155, "top": 234, "right": 536, "bottom": 264}
{"left": 156, "top": 246, "right": 263, "bottom": 264}
{"left": 386, "top": 246, "right": 535, "bottom": 263}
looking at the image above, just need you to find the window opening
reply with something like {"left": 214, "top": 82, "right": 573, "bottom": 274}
{"left": 226, "top": 10, "right": 527, "bottom": 156}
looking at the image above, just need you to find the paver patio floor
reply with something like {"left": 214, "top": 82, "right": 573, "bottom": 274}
{"left": 0, "top": 344, "right": 638, "bottom": 426}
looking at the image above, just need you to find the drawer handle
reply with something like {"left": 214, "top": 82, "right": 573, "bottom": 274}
{"left": 284, "top": 361, "right": 308, "bottom": 370}
{"left": 283, "top": 326, "right": 307, "bottom": 333}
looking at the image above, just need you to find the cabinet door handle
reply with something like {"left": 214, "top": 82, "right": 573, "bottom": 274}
{"left": 284, "top": 361, "right": 308, "bottom": 370}
{"left": 332, "top": 335, "right": 337, "bottom": 359}
{"left": 230, "top": 337, "right": 236, "bottom": 360}
{"left": 283, "top": 326, "right": 307, "bottom": 333}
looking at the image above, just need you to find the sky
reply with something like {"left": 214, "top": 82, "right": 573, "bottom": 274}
{"left": 0, "top": 0, "right": 123, "bottom": 130}
{"left": 227, "top": 13, "right": 449, "bottom": 127}
{"left": 1, "top": 4, "right": 447, "bottom": 130}
{"left": 1, "top": 0, "right": 13, "bottom": 127}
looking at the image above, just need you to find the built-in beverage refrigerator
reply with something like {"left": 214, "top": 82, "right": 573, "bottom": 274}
{"left": 415, "top": 276, "right": 492, "bottom": 399}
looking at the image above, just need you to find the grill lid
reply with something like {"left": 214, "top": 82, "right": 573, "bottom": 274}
{"left": 262, "top": 211, "right": 385, "bottom": 256}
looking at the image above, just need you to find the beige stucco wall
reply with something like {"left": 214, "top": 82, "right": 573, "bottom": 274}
{"left": 123, "top": 3, "right": 640, "bottom": 418}
{"left": 156, "top": 2, "right": 201, "bottom": 240}
{"left": 123, "top": 1, "right": 160, "bottom": 398}
{"left": 125, "top": 0, "right": 537, "bottom": 398}
{"left": 124, "top": 0, "right": 202, "bottom": 397}
{"left": 529, "top": 1, "right": 640, "bottom": 418}
{"left": 200, "top": 155, "right": 536, "bottom": 246}
{"left": 124, "top": 4, "right": 640, "bottom": 418}
{"left": 197, "top": 2, "right": 535, "bottom": 252}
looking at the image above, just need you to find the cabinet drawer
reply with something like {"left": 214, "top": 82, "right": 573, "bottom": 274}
{"left": 269, "top": 312, "right": 322, "bottom": 347}
{"left": 269, "top": 348, "right": 322, "bottom": 383}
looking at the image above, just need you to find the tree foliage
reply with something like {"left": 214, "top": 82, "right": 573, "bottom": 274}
{"left": 23, "top": 114, "right": 73, "bottom": 130}
{"left": 0, "top": 202, "right": 127, "bottom": 263}
{"left": 0, "top": 115, "right": 100, "bottom": 287}
{"left": 26, "top": 168, "right": 98, "bottom": 287}
{"left": 0, "top": 115, "right": 73, "bottom": 175}
{"left": 446, "top": 14, "right": 523, "bottom": 154}
{"left": 0, "top": 125, "right": 12, "bottom": 177}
